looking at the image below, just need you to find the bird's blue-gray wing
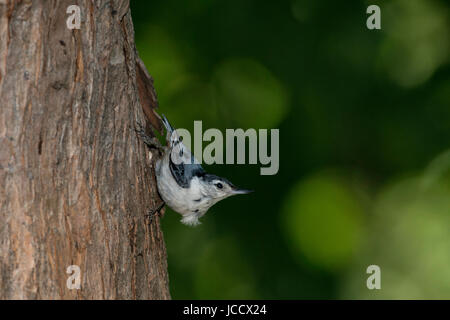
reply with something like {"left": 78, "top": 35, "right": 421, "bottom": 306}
{"left": 169, "top": 153, "right": 205, "bottom": 188}
{"left": 162, "top": 114, "right": 205, "bottom": 188}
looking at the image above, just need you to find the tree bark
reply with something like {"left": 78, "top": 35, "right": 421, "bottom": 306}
{"left": 0, "top": 0, "right": 170, "bottom": 299}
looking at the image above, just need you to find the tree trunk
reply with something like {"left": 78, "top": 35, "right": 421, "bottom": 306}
{"left": 0, "top": 0, "right": 170, "bottom": 299}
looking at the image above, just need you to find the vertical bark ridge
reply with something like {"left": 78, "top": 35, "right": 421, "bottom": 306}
{"left": 0, "top": 0, "right": 170, "bottom": 299}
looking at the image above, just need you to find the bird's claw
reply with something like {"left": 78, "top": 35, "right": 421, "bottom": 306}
{"left": 135, "top": 121, "right": 164, "bottom": 153}
{"left": 145, "top": 202, "right": 166, "bottom": 224}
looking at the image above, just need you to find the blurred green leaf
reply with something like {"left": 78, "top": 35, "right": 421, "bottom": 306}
{"left": 378, "top": 0, "right": 449, "bottom": 87}
{"left": 136, "top": 25, "right": 188, "bottom": 102}
{"left": 281, "top": 171, "right": 365, "bottom": 272}
{"left": 212, "top": 58, "right": 289, "bottom": 128}
{"left": 341, "top": 171, "right": 450, "bottom": 299}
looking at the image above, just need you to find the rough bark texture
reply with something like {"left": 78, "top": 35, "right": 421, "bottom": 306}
{"left": 0, "top": 0, "right": 170, "bottom": 299}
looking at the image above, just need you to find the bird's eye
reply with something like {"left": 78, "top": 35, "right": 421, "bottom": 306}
{"left": 216, "top": 183, "right": 223, "bottom": 189}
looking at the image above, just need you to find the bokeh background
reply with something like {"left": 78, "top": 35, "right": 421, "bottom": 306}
{"left": 131, "top": 0, "right": 450, "bottom": 299}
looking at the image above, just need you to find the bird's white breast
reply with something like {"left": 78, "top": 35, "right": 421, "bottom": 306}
{"left": 155, "top": 154, "right": 211, "bottom": 225}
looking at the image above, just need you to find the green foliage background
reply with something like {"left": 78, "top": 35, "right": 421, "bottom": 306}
{"left": 131, "top": 0, "right": 450, "bottom": 299}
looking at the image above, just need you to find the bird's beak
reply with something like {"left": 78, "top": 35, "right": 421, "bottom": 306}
{"left": 232, "top": 187, "right": 254, "bottom": 195}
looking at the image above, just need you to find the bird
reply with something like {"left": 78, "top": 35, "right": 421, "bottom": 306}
{"left": 136, "top": 114, "right": 252, "bottom": 226}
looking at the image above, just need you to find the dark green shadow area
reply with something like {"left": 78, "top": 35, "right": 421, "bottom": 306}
{"left": 131, "top": 0, "right": 450, "bottom": 299}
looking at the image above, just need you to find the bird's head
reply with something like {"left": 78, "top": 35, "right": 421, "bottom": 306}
{"left": 200, "top": 174, "right": 253, "bottom": 203}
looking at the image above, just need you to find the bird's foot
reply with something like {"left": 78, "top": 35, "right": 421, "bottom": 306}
{"left": 135, "top": 121, "right": 164, "bottom": 154}
{"left": 145, "top": 201, "right": 166, "bottom": 224}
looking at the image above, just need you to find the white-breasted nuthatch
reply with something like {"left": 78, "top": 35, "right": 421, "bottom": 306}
{"left": 136, "top": 115, "right": 252, "bottom": 226}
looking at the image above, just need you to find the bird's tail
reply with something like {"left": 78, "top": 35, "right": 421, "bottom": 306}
{"left": 162, "top": 114, "right": 179, "bottom": 147}
{"left": 161, "top": 114, "right": 174, "bottom": 134}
